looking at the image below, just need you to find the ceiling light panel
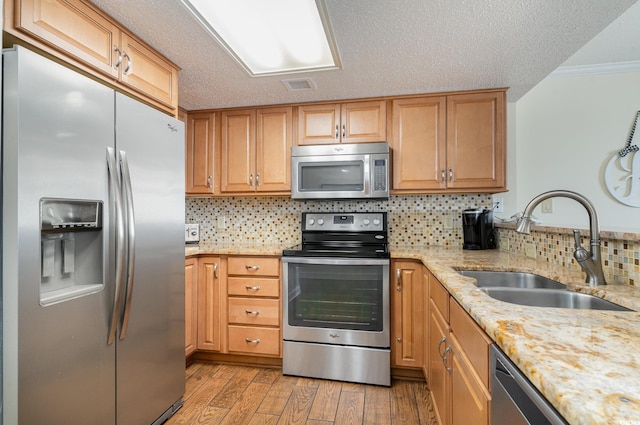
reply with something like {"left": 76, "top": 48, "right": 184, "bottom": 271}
{"left": 181, "top": 0, "right": 341, "bottom": 76}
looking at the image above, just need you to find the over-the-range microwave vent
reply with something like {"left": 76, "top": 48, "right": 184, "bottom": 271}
{"left": 282, "top": 78, "right": 317, "bottom": 92}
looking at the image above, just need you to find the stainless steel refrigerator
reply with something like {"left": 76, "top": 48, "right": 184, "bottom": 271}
{"left": 2, "top": 45, "right": 185, "bottom": 425}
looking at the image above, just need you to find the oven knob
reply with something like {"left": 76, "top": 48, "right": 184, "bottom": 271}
{"left": 373, "top": 218, "right": 381, "bottom": 225}
{"left": 363, "top": 219, "right": 370, "bottom": 226}
{"left": 317, "top": 218, "right": 325, "bottom": 225}
{"left": 308, "top": 218, "right": 315, "bottom": 225}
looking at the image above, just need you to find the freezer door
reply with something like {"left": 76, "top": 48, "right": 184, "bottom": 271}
{"left": 114, "top": 93, "right": 185, "bottom": 425}
{"left": 2, "top": 46, "right": 116, "bottom": 424}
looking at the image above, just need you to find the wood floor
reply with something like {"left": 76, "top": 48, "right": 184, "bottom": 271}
{"left": 165, "top": 362, "right": 437, "bottom": 425}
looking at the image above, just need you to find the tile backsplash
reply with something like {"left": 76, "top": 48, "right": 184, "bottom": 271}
{"left": 186, "top": 194, "right": 639, "bottom": 286}
{"left": 185, "top": 194, "right": 493, "bottom": 248}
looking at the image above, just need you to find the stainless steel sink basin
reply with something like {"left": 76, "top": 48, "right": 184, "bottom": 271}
{"left": 479, "top": 287, "right": 632, "bottom": 311}
{"left": 458, "top": 270, "right": 566, "bottom": 289}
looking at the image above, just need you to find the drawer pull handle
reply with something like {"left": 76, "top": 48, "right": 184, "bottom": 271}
{"left": 245, "top": 285, "right": 261, "bottom": 291}
{"left": 245, "top": 310, "right": 260, "bottom": 316}
{"left": 245, "top": 338, "right": 261, "bottom": 344}
{"left": 437, "top": 336, "right": 447, "bottom": 357}
{"left": 245, "top": 265, "right": 261, "bottom": 270}
{"left": 442, "top": 346, "right": 452, "bottom": 372}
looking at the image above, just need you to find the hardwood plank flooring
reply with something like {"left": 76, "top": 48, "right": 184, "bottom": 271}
{"left": 166, "top": 363, "right": 436, "bottom": 425}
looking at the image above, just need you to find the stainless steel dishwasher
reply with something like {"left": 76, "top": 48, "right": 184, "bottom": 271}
{"left": 491, "top": 345, "right": 568, "bottom": 425}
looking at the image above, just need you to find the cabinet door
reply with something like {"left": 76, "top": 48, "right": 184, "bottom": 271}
{"left": 17, "top": 0, "right": 120, "bottom": 78}
{"left": 256, "top": 107, "right": 292, "bottom": 192}
{"left": 450, "top": 334, "right": 490, "bottom": 425}
{"left": 185, "top": 258, "right": 198, "bottom": 356}
{"left": 341, "top": 100, "right": 387, "bottom": 143}
{"left": 391, "top": 261, "right": 424, "bottom": 368}
{"left": 119, "top": 32, "right": 178, "bottom": 110}
{"left": 197, "top": 257, "right": 225, "bottom": 351}
{"left": 297, "top": 103, "right": 341, "bottom": 145}
{"left": 186, "top": 112, "right": 216, "bottom": 194}
{"left": 429, "top": 300, "right": 451, "bottom": 425}
{"left": 221, "top": 109, "right": 256, "bottom": 192}
{"left": 391, "top": 96, "right": 446, "bottom": 191}
{"left": 446, "top": 91, "right": 505, "bottom": 190}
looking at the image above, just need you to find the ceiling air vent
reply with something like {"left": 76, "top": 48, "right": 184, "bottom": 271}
{"left": 282, "top": 78, "right": 317, "bottom": 92}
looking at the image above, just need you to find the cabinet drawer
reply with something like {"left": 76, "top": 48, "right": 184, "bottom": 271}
{"left": 228, "top": 326, "right": 280, "bottom": 356}
{"left": 228, "top": 298, "right": 280, "bottom": 326}
{"left": 227, "top": 257, "right": 280, "bottom": 277}
{"left": 228, "top": 277, "right": 280, "bottom": 297}
{"left": 430, "top": 276, "right": 450, "bottom": 322}
{"left": 450, "top": 299, "right": 492, "bottom": 388}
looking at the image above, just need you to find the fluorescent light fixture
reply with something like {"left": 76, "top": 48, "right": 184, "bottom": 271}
{"left": 180, "top": 0, "right": 342, "bottom": 76}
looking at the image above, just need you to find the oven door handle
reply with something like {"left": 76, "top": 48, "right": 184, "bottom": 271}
{"left": 281, "top": 256, "right": 390, "bottom": 266}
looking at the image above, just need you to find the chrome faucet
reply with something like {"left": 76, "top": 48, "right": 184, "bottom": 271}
{"left": 515, "top": 190, "right": 606, "bottom": 285}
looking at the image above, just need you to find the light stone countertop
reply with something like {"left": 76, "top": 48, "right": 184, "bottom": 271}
{"left": 185, "top": 243, "right": 640, "bottom": 424}
{"left": 392, "top": 246, "right": 640, "bottom": 425}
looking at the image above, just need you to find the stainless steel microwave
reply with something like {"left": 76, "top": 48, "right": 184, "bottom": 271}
{"left": 291, "top": 142, "right": 390, "bottom": 200}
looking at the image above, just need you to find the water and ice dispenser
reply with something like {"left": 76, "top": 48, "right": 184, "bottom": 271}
{"left": 40, "top": 198, "right": 104, "bottom": 305}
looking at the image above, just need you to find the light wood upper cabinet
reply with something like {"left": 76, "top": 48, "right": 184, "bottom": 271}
{"left": 185, "top": 257, "right": 198, "bottom": 357}
{"left": 186, "top": 111, "right": 216, "bottom": 195}
{"left": 297, "top": 100, "right": 386, "bottom": 145}
{"left": 446, "top": 91, "right": 505, "bottom": 190}
{"left": 119, "top": 32, "right": 178, "bottom": 109}
{"left": 221, "top": 107, "right": 292, "bottom": 193}
{"left": 7, "top": 0, "right": 179, "bottom": 114}
{"left": 391, "top": 260, "right": 424, "bottom": 369}
{"left": 390, "top": 90, "right": 506, "bottom": 193}
{"left": 391, "top": 96, "right": 446, "bottom": 190}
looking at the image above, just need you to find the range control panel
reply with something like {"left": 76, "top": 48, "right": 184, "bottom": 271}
{"left": 302, "top": 212, "right": 386, "bottom": 232}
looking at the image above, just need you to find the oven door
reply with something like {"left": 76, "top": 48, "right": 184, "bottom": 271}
{"left": 282, "top": 256, "right": 390, "bottom": 348}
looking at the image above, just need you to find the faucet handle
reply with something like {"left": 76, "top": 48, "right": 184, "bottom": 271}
{"left": 573, "top": 229, "right": 590, "bottom": 262}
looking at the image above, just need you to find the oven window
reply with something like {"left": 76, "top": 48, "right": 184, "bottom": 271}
{"left": 286, "top": 263, "right": 384, "bottom": 331}
{"left": 299, "top": 161, "right": 364, "bottom": 192}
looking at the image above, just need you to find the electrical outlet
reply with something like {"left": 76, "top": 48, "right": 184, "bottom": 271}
{"left": 493, "top": 197, "right": 504, "bottom": 213}
{"left": 541, "top": 199, "right": 553, "bottom": 213}
{"left": 444, "top": 215, "right": 454, "bottom": 229}
{"left": 524, "top": 242, "right": 537, "bottom": 259}
{"left": 499, "top": 236, "right": 510, "bottom": 252}
{"left": 216, "top": 215, "right": 226, "bottom": 229}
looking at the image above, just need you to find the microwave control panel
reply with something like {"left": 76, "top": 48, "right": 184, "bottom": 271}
{"left": 373, "top": 159, "right": 387, "bottom": 191}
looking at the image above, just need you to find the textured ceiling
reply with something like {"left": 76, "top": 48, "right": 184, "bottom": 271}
{"left": 91, "top": 0, "right": 639, "bottom": 111}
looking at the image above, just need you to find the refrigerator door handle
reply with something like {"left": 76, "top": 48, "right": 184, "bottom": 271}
{"left": 107, "top": 147, "right": 127, "bottom": 346}
{"left": 118, "top": 150, "right": 136, "bottom": 340}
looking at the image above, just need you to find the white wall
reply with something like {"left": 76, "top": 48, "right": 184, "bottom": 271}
{"left": 497, "top": 70, "right": 640, "bottom": 233}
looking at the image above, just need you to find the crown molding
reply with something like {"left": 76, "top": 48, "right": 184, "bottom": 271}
{"left": 549, "top": 60, "right": 640, "bottom": 78}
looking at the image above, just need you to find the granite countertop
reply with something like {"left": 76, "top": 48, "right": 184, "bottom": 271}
{"left": 185, "top": 243, "right": 640, "bottom": 424}
{"left": 392, "top": 246, "right": 640, "bottom": 425}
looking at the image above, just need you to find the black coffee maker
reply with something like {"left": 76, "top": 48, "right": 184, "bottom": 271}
{"left": 462, "top": 208, "right": 496, "bottom": 250}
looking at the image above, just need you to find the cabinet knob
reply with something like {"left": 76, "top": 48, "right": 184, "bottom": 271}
{"left": 335, "top": 124, "right": 339, "bottom": 139}
{"left": 245, "top": 265, "right": 261, "bottom": 270}
{"left": 245, "top": 285, "right": 261, "bottom": 291}
{"left": 449, "top": 168, "right": 454, "bottom": 183}
{"left": 122, "top": 50, "right": 132, "bottom": 74}
{"left": 245, "top": 310, "right": 260, "bottom": 316}
{"left": 396, "top": 269, "right": 402, "bottom": 291}
{"left": 207, "top": 175, "right": 212, "bottom": 188}
{"left": 397, "top": 338, "right": 402, "bottom": 343}
{"left": 245, "top": 338, "right": 261, "bottom": 344}
{"left": 213, "top": 263, "right": 218, "bottom": 279}
{"left": 113, "top": 46, "right": 123, "bottom": 70}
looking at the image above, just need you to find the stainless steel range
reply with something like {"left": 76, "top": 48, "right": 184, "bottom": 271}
{"left": 282, "top": 212, "right": 390, "bottom": 386}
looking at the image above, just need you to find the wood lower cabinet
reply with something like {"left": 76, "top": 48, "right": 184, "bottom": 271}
{"left": 6, "top": 0, "right": 180, "bottom": 114}
{"left": 297, "top": 100, "right": 386, "bottom": 145}
{"left": 226, "top": 256, "right": 281, "bottom": 357}
{"left": 185, "top": 257, "right": 198, "bottom": 356}
{"left": 221, "top": 107, "right": 292, "bottom": 194}
{"left": 197, "top": 256, "right": 225, "bottom": 352}
{"left": 186, "top": 111, "right": 216, "bottom": 195}
{"left": 427, "top": 271, "right": 491, "bottom": 425}
{"left": 391, "top": 260, "right": 424, "bottom": 369}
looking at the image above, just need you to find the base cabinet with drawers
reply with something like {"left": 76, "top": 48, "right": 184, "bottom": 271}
{"left": 186, "top": 254, "right": 282, "bottom": 362}
{"left": 226, "top": 256, "right": 281, "bottom": 357}
{"left": 427, "top": 271, "right": 492, "bottom": 425}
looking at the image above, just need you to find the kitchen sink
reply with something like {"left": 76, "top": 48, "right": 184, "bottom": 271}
{"left": 458, "top": 270, "right": 566, "bottom": 289}
{"left": 479, "top": 287, "right": 632, "bottom": 311}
